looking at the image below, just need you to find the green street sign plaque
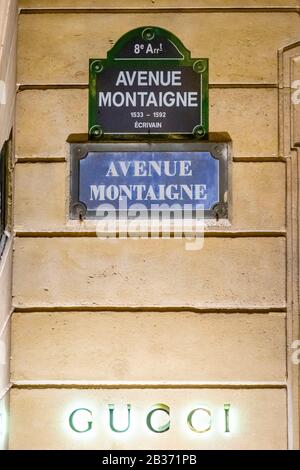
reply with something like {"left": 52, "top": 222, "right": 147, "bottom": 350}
{"left": 89, "top": 26, "right": 208, "bottom": 139}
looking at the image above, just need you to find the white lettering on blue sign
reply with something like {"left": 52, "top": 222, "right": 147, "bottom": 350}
{"left": 79, "top": 152, "right": 219, "bottom": 212}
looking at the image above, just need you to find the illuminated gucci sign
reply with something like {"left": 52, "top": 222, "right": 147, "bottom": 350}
{"left": 68, "top": 403, "right": 231, "bottom": 434}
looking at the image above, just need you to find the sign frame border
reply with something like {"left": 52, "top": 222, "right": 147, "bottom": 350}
{"left": 69, "top": 137, "right": 231, "bottom": 222}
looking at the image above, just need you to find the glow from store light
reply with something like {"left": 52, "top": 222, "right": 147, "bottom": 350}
{"left": 65, "top": 402, "right": 238, "bottom": 442}
{"left": 0, "top": 409, "right": 8, "bottom": 445}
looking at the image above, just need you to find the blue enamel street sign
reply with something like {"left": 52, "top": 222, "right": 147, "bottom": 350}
{"left": 79, "top": 151, "right": 219, "bottom": 211}
{"left": 69, "top": 138, "right": 230, "bottom": 220}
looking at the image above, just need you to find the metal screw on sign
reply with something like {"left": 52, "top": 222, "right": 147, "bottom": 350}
{"left": 193, "top": 60, "right": 207, "bottom": 74}
{"left": 90, "top": 125, "right": 103, "bottom": 139}
{"left": 193, "top": 125, "right": 206, "bottom": 138}
{"left": 142, "top": 28, "right": 155, "bottom": 41}
{"left": 213, "top": 203, "right": 228, "bottom": 221}
{"left": 90, "top": 60, "right": 103, "bottom": 74}
{"left": 214, "top": 145, "right": 224, "bottom": 157}
{"left": 71, "top": 203, "right": 87, "bottom": 221}
{"left": 74, "top": 145, "right": 86, "bottom": 159}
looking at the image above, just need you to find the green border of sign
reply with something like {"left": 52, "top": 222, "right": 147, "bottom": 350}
{"left": 89, "top": 26, "right": 208, "bottom": 140}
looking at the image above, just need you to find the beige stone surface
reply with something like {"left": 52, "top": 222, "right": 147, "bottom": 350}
{"left": 18, "top": 1, "right": 300, "bottom": 8}
{"left": 9, "top": 388, "right": 287, "bottom": 449}
{"left": 15, "top": 88, "right": 278, "bottom": 158}
{"left": 232, "top": 162, "right": 285, "bottom": 230}
{"left": 0, "top": 393, "right": 9, "bottom": 450}
{"left": 15, "top": 89, "right": 87, "bottom": 159}
{"left": 12, "top": 237, "right": 286, "bottom": 309}
{"left": 291, "top": 55, "right": 300, "bottom": 146}
{"left": 0, "top": 1, "right": 15, "bottom": 450}
{"left": 0, "top": 242, "right": 12, "bottom": 432}
{"left": 17, "top": 12, "right": 300, "bottom": 85}
{"left": 14, "top": 162, "right": 67, "bottom": 230}
{"left": 0, "top": 239, "right": 13, "bottom": 329}
{"left": 0, "top": 31, "right": 17, "bottom": 148}
{"left": 0, "top": 0, "right": 17, "bottom": 148}
{"left": 279, "top": 43, "right": 300, "bottom": 155}
{"left": 11, "top": 311, "right": 286, "bottom": 382}
{"left": 7, "top": 0, "right": 297, "bottom": 452}
{"left": 0, "top": 0, "right": 17, "bottom": 84}
{"left": 13, "top": 161, "right": 286, "bottom": 232}
{"left": 0, "top": 321, "right": 11, "bottom": 395}
{"left": 211, "top": 88, "right": 278, "bottom": 158}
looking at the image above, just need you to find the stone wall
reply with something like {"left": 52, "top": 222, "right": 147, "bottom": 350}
{"left": 0, "top": 0, "right": 17, "bottom": 451}
{"left": 9, "top": 0, "right": 300, "bottom": 449}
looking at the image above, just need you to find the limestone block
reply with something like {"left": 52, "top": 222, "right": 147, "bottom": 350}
{"left": 15, "top": 88, "right": 278, "bottom": 158}
{"left": 13, "top": 161, "right": 286, "bottom": 231}
{"left": 12, "top": 237, "right": 286, "bottom": 309}
{"left": 0, "top": 239, "right": 13, "bottom": 329}
{"left": 18, "top": 1, "right": 300, "bottom": 8}
{"left": 9, "top": 388, "right": 287, "bottom": 449}
{"left": 11, "top": 311, "right": 286, "bottom": 382}
{"left": 17, "top": 12, "right": 300, "bottom": 84}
